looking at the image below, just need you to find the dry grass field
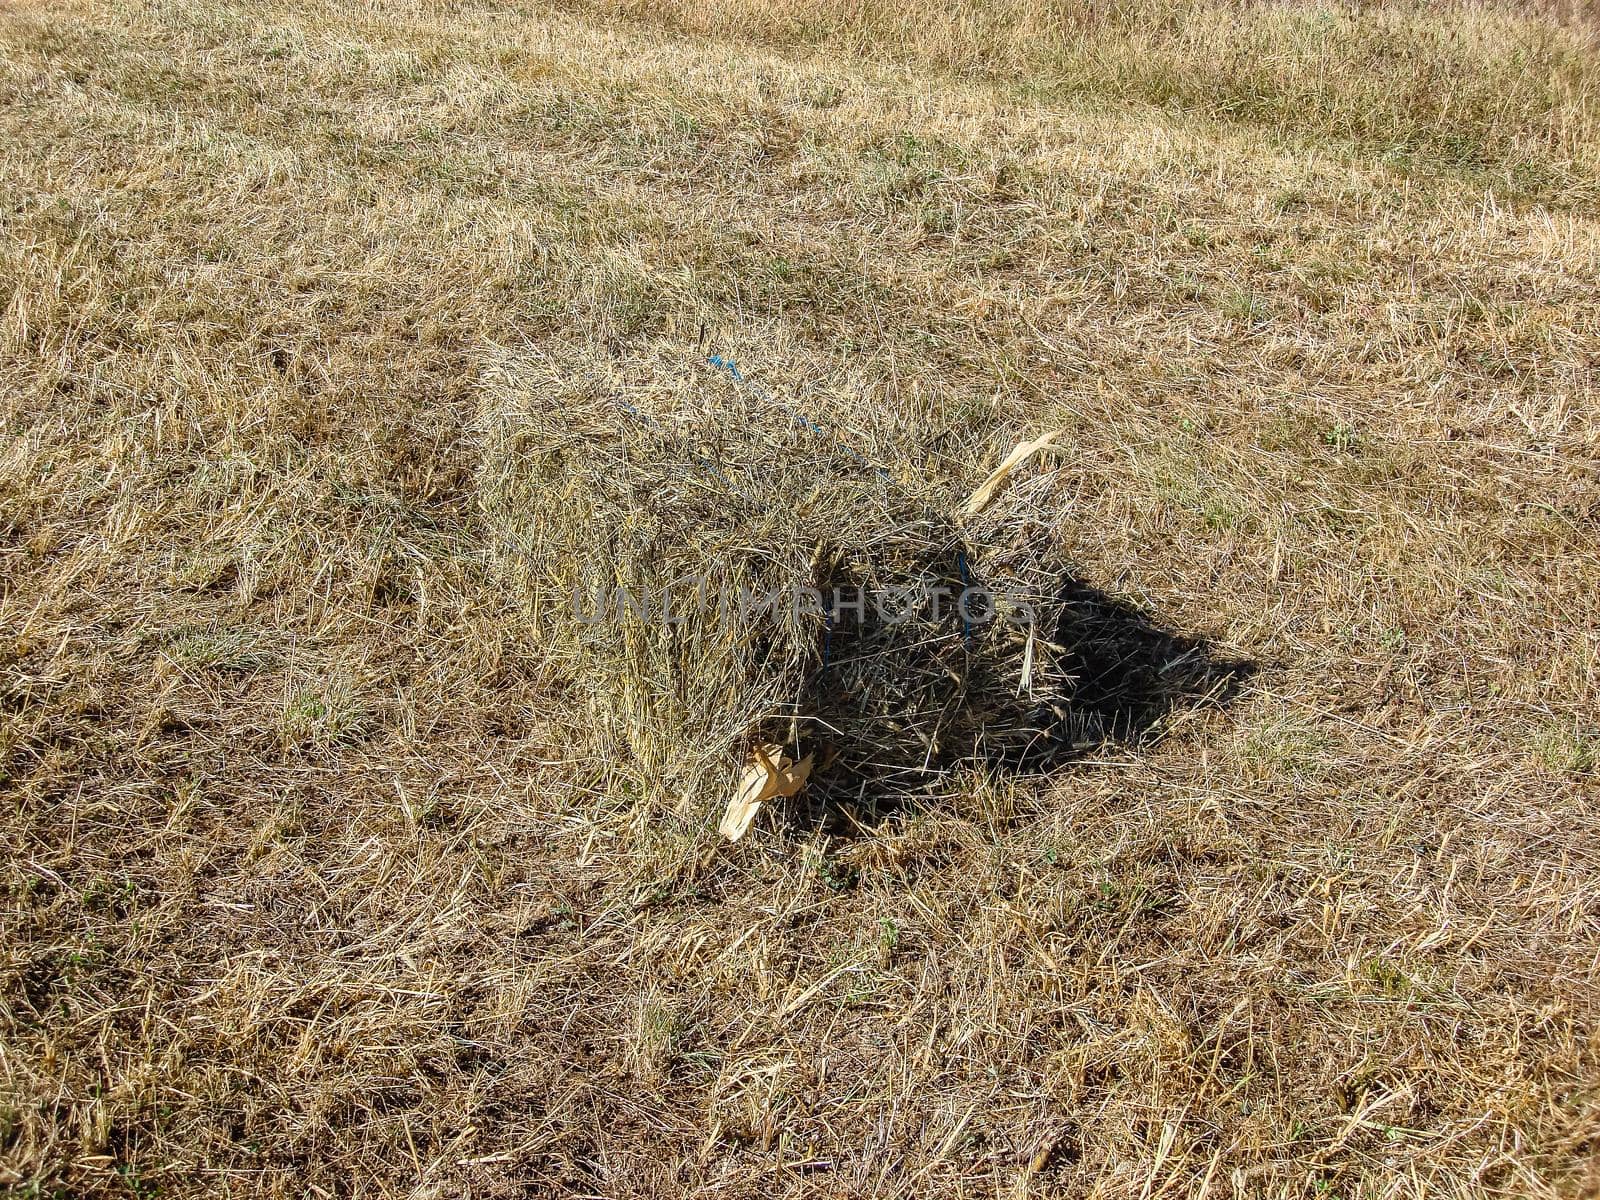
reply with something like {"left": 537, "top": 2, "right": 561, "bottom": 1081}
{"left": 3, "top": 0, "right": 1600, "bottom": 1195}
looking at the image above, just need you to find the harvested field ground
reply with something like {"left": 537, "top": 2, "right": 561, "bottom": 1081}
{"left": 2, "top": 0, "right": 1599, "bottom": 1196}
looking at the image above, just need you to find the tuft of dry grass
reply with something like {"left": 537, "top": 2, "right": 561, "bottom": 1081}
{"left": 2, "top": 0, "right": 1599, "bottom": 1196}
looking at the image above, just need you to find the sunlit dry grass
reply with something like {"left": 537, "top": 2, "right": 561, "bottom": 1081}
{"left": 1, "top": 0, "right": 1598, "bottom": 1195}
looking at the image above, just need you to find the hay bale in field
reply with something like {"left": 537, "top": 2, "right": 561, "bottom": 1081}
{"left": 476, "top": 347, "right": 1079, "bottom": 815}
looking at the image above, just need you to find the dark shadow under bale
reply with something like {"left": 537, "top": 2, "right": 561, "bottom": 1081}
{"left": 788, "top": 554, "right": 1256, "bottom": 829}
{"left": 1044, "top": 577, "right": 1256, "bottom": 750}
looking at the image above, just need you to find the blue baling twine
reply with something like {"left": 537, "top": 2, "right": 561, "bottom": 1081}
{"left": 612, "top": 385, "right": 746, "bottom": 498}
{"left": 704, "top": 350, "right": 903, "bottom": 677}
{"left": 706, "top": 353, "right": 893, "bottom": 482}
{"left": 705, "top": 349, "right": 986, "bottom": 656}
{"left": 601, "top": 352, "right": 893, "bottom": 501}
{"left": 957, "top": 549, "right": 973, "bottom": 649}
{"left": 599, "top": 348, "right": 982, "bottom": 676}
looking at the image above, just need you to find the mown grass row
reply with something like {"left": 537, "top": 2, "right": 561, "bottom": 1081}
{"left": 577, "top": 0, "right": 1600, "bottom": 199}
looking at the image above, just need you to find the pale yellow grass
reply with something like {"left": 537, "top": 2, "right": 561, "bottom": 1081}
{"left": 1, "top": 0, "right": 1598, "bottom": 1196}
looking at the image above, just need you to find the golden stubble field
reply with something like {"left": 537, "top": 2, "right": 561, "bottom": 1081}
{"left": 2, "top": 0, "right": 1598, "bottom": 1195}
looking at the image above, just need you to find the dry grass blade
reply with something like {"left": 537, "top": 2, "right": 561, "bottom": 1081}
{"left": 961, "top": 428, "right": 1066, "bottom": 516}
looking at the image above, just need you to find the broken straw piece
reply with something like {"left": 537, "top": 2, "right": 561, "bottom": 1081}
{"left": 718, "top": 743, "right": 815, "bottom": 841}
{"left": 962, "top": 429, "right": 1066, "bottom": 516}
